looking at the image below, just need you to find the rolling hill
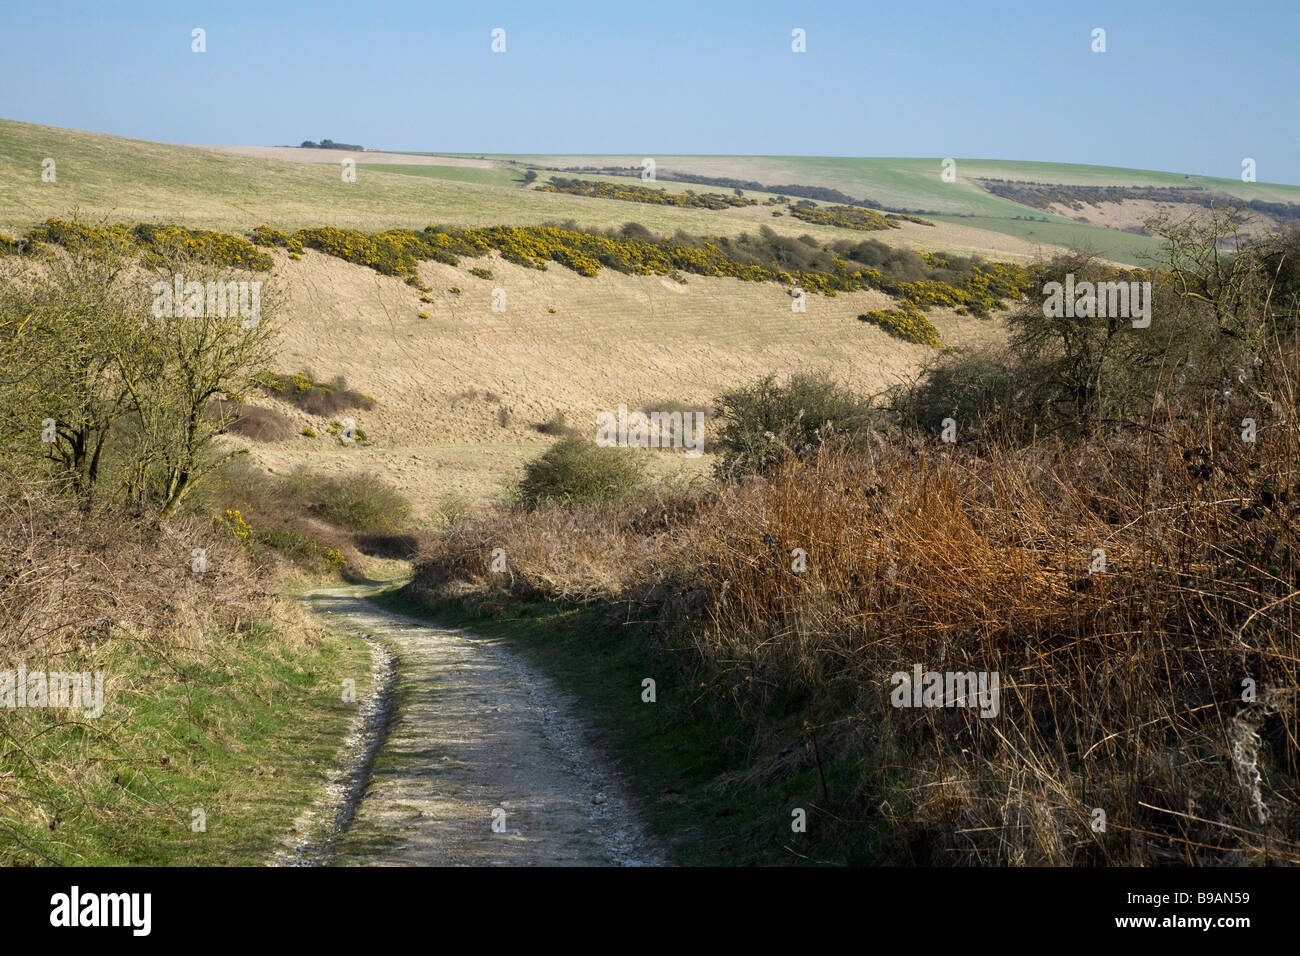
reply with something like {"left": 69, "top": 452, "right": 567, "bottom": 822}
{"left": 6, "top": 117, "right": 1292, "bottom": 512}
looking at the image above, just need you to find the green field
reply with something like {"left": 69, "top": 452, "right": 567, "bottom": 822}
{"left": 480, "top": 153, "right": 1300, "bottom": 213}
{"left": 928, "top": 214, "right": 1168, "bottom": 264}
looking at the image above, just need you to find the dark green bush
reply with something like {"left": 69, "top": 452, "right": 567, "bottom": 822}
{"left": 713, "top": 372, "right": 877, "bottom": 476}
{"left": 889, "top": 348, "right": 1047, "bottom": 438}
{"left": 281, "top": 468, "right": 412, "bottom": 532}
{"left": 518, "top": 437, "right": 646, "bottom": 508}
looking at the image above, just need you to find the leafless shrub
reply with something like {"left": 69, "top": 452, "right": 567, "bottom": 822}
{"left": 205, "top": 399, "right": 295, "bottom": 442}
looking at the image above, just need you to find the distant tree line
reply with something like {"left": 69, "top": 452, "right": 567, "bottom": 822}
{"left": 980, "top": 179, "right": 1300, "bottom": 223}
{"left": 300, "top": 139, "right": 365, "bottom": 151}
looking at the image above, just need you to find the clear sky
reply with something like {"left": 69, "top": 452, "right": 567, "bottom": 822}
{"left": 2, "top": 0, "right": 1296, "bottom": 183}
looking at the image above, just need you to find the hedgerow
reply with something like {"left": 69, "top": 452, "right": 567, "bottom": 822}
{"left": 239, "top": 222, "right": 1035, "bottom": 317}
{"left": 12, "top": 217, "right": 1034, "bottom": 321}
{"left": 980, "top": 179, "right": 1300, "bottom": 224}
{"left": 538, "top": 177, "right": 758, "bottom": 210}
{"left": 541, "top": 166, "right": 932, "bottom": 213}
{"left": 787, "top": 204, "right": 934, "bottom": 231}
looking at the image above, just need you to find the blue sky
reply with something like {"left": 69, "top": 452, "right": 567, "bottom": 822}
{"left": 2, "top": 0, "right": 1297, "bottom": 183}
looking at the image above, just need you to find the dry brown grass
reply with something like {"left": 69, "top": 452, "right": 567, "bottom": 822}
{"left": 0, "top": 472, "right": 283, "bottom": 666}
{"left": 409, "top": 481, "right": 708, "bottom": 608}
{"left": 206, "top": 399, "right": 297, "bottom": 442}
{"left": 246, "top": 247, "right": 994, "bottom": 513}
{"left": 409, "top": 347, "right": 1300, "bottom": 865}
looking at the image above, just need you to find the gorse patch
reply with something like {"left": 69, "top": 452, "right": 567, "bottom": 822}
{"left": 539, "top": 176, "right": 759, "bottom": 210}
{"left": 236, "top": 222, "right": 1033, "bottom": 317}
{"left": 787, "top": 203, "right": 934, "bottom": 231}
{"left": 250, "top": 225, "right": 304, "bottom": 253}
{"left": 5, "top": 218, "right": 1033, "bottom": 319}
{"left": 8, "top": 218, "right": 1034, "bottom": 321}
{"left": 28, "top": 219, "right": 274, "bottom": 270}
{"left": 858, "top": 305, "right": 943, "bottom": 346}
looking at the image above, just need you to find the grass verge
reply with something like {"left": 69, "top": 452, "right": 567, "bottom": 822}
{"left": 1, "top": 617, "right": 375, "bottom": 866}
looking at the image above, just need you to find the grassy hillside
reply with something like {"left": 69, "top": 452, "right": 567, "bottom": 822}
{"left": 2, "top": 117, "right": 1224, "bottom": 517}
{"left": 3, "top": 119, "right": 1174, "bottom": 264}
{"left": 357, "top": 162, "right": 527, "bottom": 189}
{"left": 0, "top": 120, "right": 1038, "bottom": 262}
{"left": 5, "top": 117, "right": 1294, "bottom": 265}
{"left": 240, "top": 245, "right": 1005, "bottom": 514}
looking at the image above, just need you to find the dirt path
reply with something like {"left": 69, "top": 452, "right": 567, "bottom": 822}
{"left": 301, "top": 584, "right": 667, "bottom": 867}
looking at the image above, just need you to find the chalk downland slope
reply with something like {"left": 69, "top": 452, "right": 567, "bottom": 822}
{"left": 237, "top": 246, "right": 1005, "bottom": 514}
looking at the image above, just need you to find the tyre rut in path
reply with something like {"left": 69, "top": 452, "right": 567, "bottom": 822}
{"left": 303, "top": 585, "right": 667, "bottom": 866}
